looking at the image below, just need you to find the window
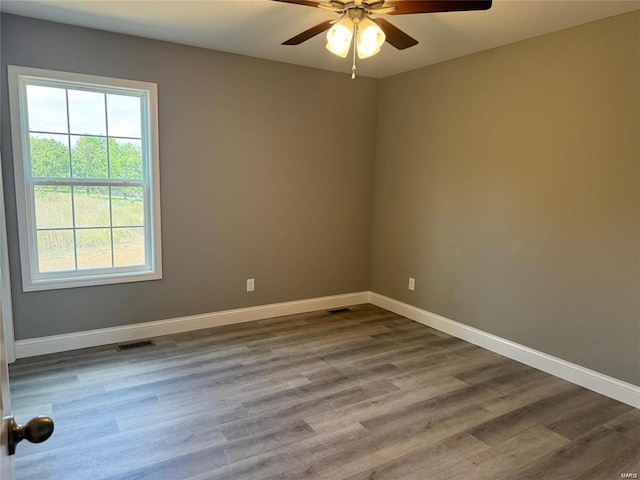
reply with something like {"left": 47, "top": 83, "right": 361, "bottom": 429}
{"left": 8, "top": 66, "right": 162, "bottom": 291}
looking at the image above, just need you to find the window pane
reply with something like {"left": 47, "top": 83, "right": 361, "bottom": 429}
{"left": 37, "top": 229, "right": 75, "bottom": 272}
{"left": 13, "top": 69, "right": 161, "bottom": 290}
{"left": 109, "top": 138, "right": 143, "bottom": 180}
{"left": 76, "top": 229, "right": 112, "bottom": 269}
{"left": 112, "top": 187, "right": 144, "bottom": 226}
{"left": 68, "top": 90, "right": 106, "bottom": 136}
{"left": 74, "top": 186, "right": 110, "bottom": 227}
{"left": 35, "top": 186, "right": 72, "bottom": 229}
{"left": 30, "top": 133, "right": 70, "bottom": 178}
{"left": 107, "top": 94, "right": 141, "bottom": 138}
{"left": 114, "top": 227, "right": 145, "bottom": 267}
{"left": 71, "top": 135, "right": 108, "bottom": 178}
{"left": 26, "top": 85, "right": 68, "bottom": 134}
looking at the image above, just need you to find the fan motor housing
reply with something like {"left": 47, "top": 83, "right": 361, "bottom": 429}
{"left": 347, "top": 7, "right": 366, "bottom": 21}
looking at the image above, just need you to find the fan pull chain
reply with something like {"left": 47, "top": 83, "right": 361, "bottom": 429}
{"left": 351, "top": 23, "right": 358, "bottom": 79}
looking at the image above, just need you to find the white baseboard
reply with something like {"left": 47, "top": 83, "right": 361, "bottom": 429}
{"left": 370, "top": 292, "right": 640, "bottom": 409}
{"left": 14, "top": 290, "right": 639, "bottom": 409}
{"left": 14, "top": 291, "right": 370, "bottom": 359}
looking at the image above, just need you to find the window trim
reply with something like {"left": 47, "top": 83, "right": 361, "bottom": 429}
{"left": 8, "top": 66, "right": 162, "bottom": 292}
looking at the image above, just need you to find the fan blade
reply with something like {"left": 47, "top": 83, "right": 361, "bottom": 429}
{"left": 318, "top": 2, "right": 344, "bottom": 12}
{"left": 282, "top": 20, "right": 334, "bottom": 45}
{"left": 372, "top": 18, "right": 418, "bottom": 50}
{"left": 271, "top": 0, "right": 321, "bottom": 8}
{"left": 385, "top": 0, "right": 492, "bottom": 15}
{"left": 369, "top": 6, "right": 397, "bottom": 14}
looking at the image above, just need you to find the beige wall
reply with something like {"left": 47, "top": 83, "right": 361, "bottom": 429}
{"left": 0, "top": 14, "right": 377, "bottom": 340}
{"left": 371, "top": 11, "right": 640, "bottom": 385}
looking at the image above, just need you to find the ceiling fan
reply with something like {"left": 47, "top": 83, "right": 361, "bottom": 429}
{"left": 273, "top": 0, "right": 493, "bottom": 77}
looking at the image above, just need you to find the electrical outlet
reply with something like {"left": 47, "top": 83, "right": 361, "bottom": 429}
{"left": 408, "top": 277, "right": 415, "bottom": 291}
{"left": 246, "top": 278, "right": 255, "bottom": 292}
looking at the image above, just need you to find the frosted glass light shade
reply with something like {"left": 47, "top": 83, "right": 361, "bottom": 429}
{"left": 356, "top": 18, "right": 385, "bottom": 59}
{"left": 326, "top": 18, "right": 353, "bottom": 58}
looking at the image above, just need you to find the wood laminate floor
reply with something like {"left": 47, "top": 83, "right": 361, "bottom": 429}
{"left": 9, "top": 304, "right": 640, "bottom": 480}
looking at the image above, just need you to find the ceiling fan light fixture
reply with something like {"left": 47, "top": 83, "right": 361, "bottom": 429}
{"left": 277, "top": 0, "right": 493, "bottom": 77}
{"left": 325, "top": 17, "right": 353, "bottom": 57}
{"left": 356, "top": 18, "right": 385, "bottom": 59}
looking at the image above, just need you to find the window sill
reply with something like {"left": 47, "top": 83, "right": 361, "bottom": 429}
{"left": 23, "top": 270, "right": 162, "bottom": 292}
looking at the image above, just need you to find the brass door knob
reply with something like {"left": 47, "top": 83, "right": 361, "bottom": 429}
{"left": 7, "top": 415, "right": 54, "bottom": 455}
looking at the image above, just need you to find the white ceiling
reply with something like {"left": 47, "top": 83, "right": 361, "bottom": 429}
{"left": 2, "top": 0, "right": 639, "bottom": 78}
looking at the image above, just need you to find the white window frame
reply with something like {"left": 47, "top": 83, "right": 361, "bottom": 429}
{"left": 8, "top": 66, "right": 162, "bottom": 292}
